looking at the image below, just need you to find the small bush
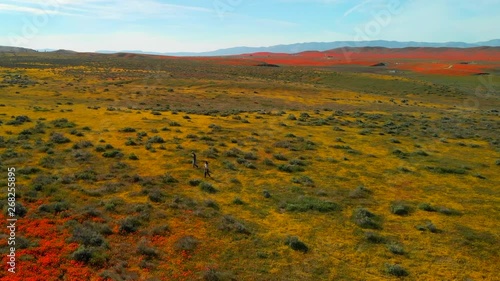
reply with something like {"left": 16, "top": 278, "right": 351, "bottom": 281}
{"left": 437, "top": 206, "right": 461, "bottom": 216}
{"left": 390, "top": 201, "right": 412, "bottom": 216}
{"left": 353, "top": 208, "right": 381, "bottom": 229}
{"left": 73, "top": 140, "right": 94, "bottom": 149}
{"left": 39, "top": 156, "right": 56, "bottom": 168}
{"left": 162, "top": 174, "right": 178, "bottom": 184}
{"left": 291, "top": 176, "right": 314, "bottom": 187}
{"left": 349, "top": 185, "right": 372, "bottom": 198}
{"left": 71, "top": 246, "right": 94, "bottom": 263}
{"left": 274, "top": 153, "right": 288, "bottom": 161}
{"left": 233, "top": 198, "right": 244, "bottom": 205}
{"left": 365, "top": 232, "right": 385, "bottom": 244}
{"left": 277, "top": 164, "right": 305, "bottom": 173}
{"left": 426, "top": 166, "right": 466, "bottom": 175}
{"left": 119, "top": 127, "right": 136, "bottom": 132}
{"left": 95, "top": 146, "right": 106, "bottom": 152}
{"left": 285, "top": 197, "right": 339, "bottom": 213}
{"left": 243, "top": 152, "right": 258, "bottom": 160}
{"left": 119, "top": 217, "right": 141, "bottom": 233}
{"left": 174, "top": 236, "right": 198, "bottom": 251}
{"left": 128, "top": 153, "right": 139, "bottom": 160}
{"left": 263, "top": 158, "right": 275, "bottom": 166}
{"left": 204, "top": 200, "right": 220, "bottom": 210}
{"left": 51, "top": 118, "right": 75, "bottom": 128}
{"left": 387, "top": 243, "right": 405, "bottom": 255}
{"left": 147, "top": 135, "right": 165, "bottom": 144}
{"left": 419, "top": 221, "right": 439, "bottom": 233}
{"left": 263, "top": 190, "right": 271, "bottom": 198}
{"left": 284, "top": 236, "right": 308, "bottom": 253}
{"left": 289, "top": 159, "right": 307, "bottom": 166}
{"left": 219, "top": 215, "right": 250, "bottom": 234}
{"left": 38, "top": 201, "right": 70, "bottom": 214}
{"left": 72, "top": 225, "right": 106, "bottom": 247}
{"left": 385, "top": 264, "right": 409, "bottom": 277}
{"left": 137, "top": 238, "right": 160, "bottom": 259}
{"left": 11, "top": 202, "right": 28, "bottom": 217}
{"left": 50, "top": 132, "right": 71, "bottom": 144}
{"left": 151, "top": 224, "right": 170, "bottom": 236}
{"left": 102, "top": 150, "right": 124, "bottom": 158}
{"left": 188, "top": 179, "right": 202, "bottom": 186}
{"left": 18, "top": 167, "right": 40, "bottom": 175}
{"left": 200, "top": 182, "right": 217, "bottom": 193}
{"left": 418, "top": 203, "right": 437, "bottom": 212}
{"left": 223, "top": 160, "right": 237, "bottom": 171}
{"left": 148, "top": 190, "right": 166, "bottom": 203}
{"left": 75, "top": 169, "right": 97, "bottom": 182}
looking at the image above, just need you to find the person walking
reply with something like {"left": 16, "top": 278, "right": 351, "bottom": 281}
{"left": 191, "top": 152, "right": 198, "bottom": 168}
{"left": 204, "top": 161, "right": 212, "bottom": 178}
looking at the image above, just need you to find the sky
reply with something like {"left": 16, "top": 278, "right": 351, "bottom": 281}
{"left": 0, "top": 0, "right": 499, "bottom": 52}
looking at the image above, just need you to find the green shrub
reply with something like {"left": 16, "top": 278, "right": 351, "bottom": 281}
{"left": 137, "top": 238, "right": 160, "bottom": 259}
{"left": 72, "top": 225, "right": 106, "bottom": 247}
{"left": 50, "top": 132, "right": 71, "bottom": 144}
{"left": 387, "top": 243, "right": 405, "bottom": 255}
{"left": 51, "top": 118, "right": 75, "bottom": 128}
{"left": 291, "top": 176, "right": 314, "bottom": 186}
{"left": 151, "top": 224, "right": 170, "bottom": 236}
{"left": 18, "top": 167, "right": 41, "bottom": 175}
{"left": 119, "top": 217, "right": 141, "bottom": 233}
{"left": 218, "top": 215, "right": 250, "bottom": 234}
{"left": 349, "top": 185, "right": 372, "bottom": 198}
{"left": 204, "top": 200, "right": 220, "bottom": 210}
{"left": 95, "top": 146, "right": 106, "bottom": 152}
{"left": 365, "top": 232, "right": 385, "bottom": 244}
{"left": 119, "top": 127, "right": 137, "bottom": 132}
{"left": 263, "top": 158, "right": 275, "bottom": 166}
{"left": 233, "top": 198, "right": 244, "bottom": 205}
{"left": 390, "top": 201, "right": 412, "bottom": 216}
{"left": 148, "top": 190, "right": 166, "bottom": 203}
{"left": 147, "top": 135, "right": 165, "bottom": 144}
{"left": 243, "top": 152, "right": 258, "bottom": 160}
{"left": 188, "top": 179, "right": 202, "bottom": 186}
{"left": 385, "top": 264, "right": 409, "bottom": 277}
{"left": 418, "top": 203, "right": 437, "bottom": 212}
{"left": 200, "top": 182, "right": 217, "bottom": 193}
{"left": 437, "top": 206, "right": 461, "bottom": 216}
{"left": 174, "top": 236, "right": 198, "bottom": 251}
{"left": 426, "top": 166, "right": 466, "bottom": 174}
{"left": 277, "top": 164, "right": 305, "bottom": 173}
{"left": 39, "top": 156, "right": 56, "bottom": 168}
{"left": 353, "top": 208, "right": 381, "bottom": 229}
{"left": 289, "top": 159, "right": 307, "bottom": 166}
{"left": 223, "top": 161, "right": 237, "bottom": 171}
{"left": 285, "top": 197, "right": 339, "bottom": 213}
{"left": 11, "top": 202, "right": 28, "bottom": 217}
{"left": 102, "top": 150, "right": 124, "bottom": 158}
{"left": 284, "top": 236, "right": 308, "bottom": 253}
{"left": 162, "top": 174, "right": 178, "bottom": 184}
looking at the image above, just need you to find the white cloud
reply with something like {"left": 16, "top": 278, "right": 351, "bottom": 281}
{"left": 0, "top": 0, "right": 211, "bottom": 19}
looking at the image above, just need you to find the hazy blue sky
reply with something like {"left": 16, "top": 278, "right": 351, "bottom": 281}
{"left": 1, "top": 0, "right": 499, "bottom": 52}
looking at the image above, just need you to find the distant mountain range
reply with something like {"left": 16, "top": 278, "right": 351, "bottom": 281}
{"left": 97, "top": 40, "right": 500, "bottom": 56}
{"left": 1, "top": 40, "right": 499, "bottom": 56}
